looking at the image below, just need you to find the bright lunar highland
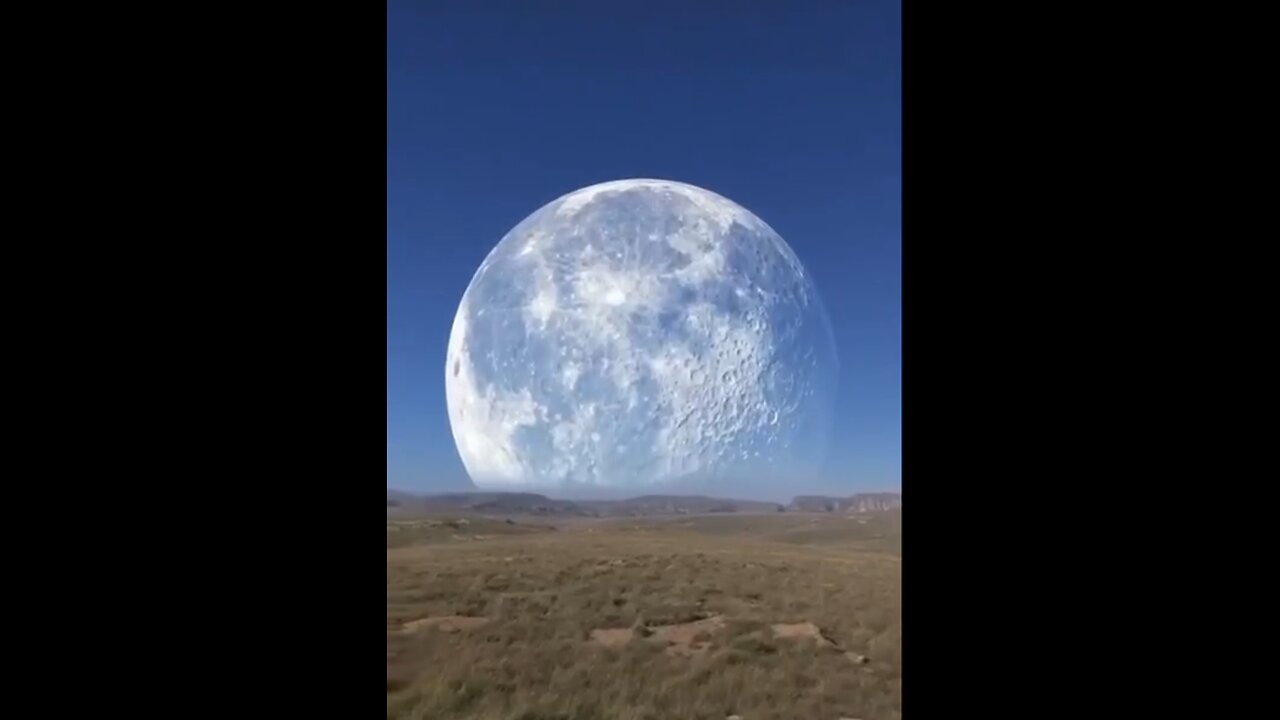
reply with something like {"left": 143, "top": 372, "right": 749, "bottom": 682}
{"left": 445, "top": 179, "right": 836, "bottom": 494}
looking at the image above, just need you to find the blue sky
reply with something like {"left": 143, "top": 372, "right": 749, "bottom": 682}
{"left": 388, "top": 1, "right": 900, "bottom": 495}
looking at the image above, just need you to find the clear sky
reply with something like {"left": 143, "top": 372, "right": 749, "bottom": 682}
{"left": 388, "top": 0, "right": 900, "bottom": 496}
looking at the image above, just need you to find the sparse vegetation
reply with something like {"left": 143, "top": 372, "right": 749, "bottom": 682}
{"left": 388, "top": 512, "right": 901, "bottom": 720}
{"left": 386, "top": 517, "right": 557, "bottom": 548}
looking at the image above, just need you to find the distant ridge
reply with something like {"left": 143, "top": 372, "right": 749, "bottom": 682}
{"left": 580, "top": 495, "right": 781, "bottom": 516}
{"left": 787, "top": 493, "right": 903, "bottom": 513}
{"left": 388, "top": 489, "right": 900, "bottom": 517}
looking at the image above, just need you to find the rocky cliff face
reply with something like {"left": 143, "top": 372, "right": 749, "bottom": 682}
{"left": 787, "top": 492, "right": 902, "bottom": 513}
{"left": 843, "top": 493, "right": 902, "bottom": 512}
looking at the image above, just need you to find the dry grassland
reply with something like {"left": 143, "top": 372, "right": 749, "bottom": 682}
{"left": 387, "top": 511, "right": 901, "bottom": 720}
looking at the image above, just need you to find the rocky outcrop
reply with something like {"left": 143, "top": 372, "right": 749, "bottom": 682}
{"left": 843, "top": 493, "right": 902, "bottom": 513}
{"left": 787, "top": 492, "right": 902, "bottom": 513}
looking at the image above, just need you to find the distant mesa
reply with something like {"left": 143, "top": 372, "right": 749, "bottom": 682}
{"left": 387, "top": 489, "right": 900, "bottom": 517}
{"left": 429, "top": 491, "right": 580, "bottom": 516}
{"left": 787, "top": 493, "right": 902, "bottom": 513}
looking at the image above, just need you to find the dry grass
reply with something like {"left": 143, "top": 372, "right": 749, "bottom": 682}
{"left": 386, "top": 516, "right": 559, "bottom": 548}
{"left": 387, "top": 511, "right": 901, "bottom": 720}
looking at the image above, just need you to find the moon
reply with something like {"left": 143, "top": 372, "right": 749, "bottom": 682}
{"left": 445, "top": 179, "right": 836, "bottom": 494}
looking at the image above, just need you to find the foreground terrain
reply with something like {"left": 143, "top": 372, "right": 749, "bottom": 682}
{"left": 387, "top": 510, "right": 901, "bottom": 720}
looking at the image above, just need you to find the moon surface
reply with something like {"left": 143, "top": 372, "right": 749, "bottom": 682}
{"left": 445, "top": 179, "right": 836, "bottom": 494}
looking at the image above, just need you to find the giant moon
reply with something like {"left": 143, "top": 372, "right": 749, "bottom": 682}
{"left": 445, "top": 179, "right": 836, "bottom": 495}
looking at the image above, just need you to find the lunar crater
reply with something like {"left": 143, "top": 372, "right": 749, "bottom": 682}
{"left": 445, "top": 179, "right": 836, "bottom": 492}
